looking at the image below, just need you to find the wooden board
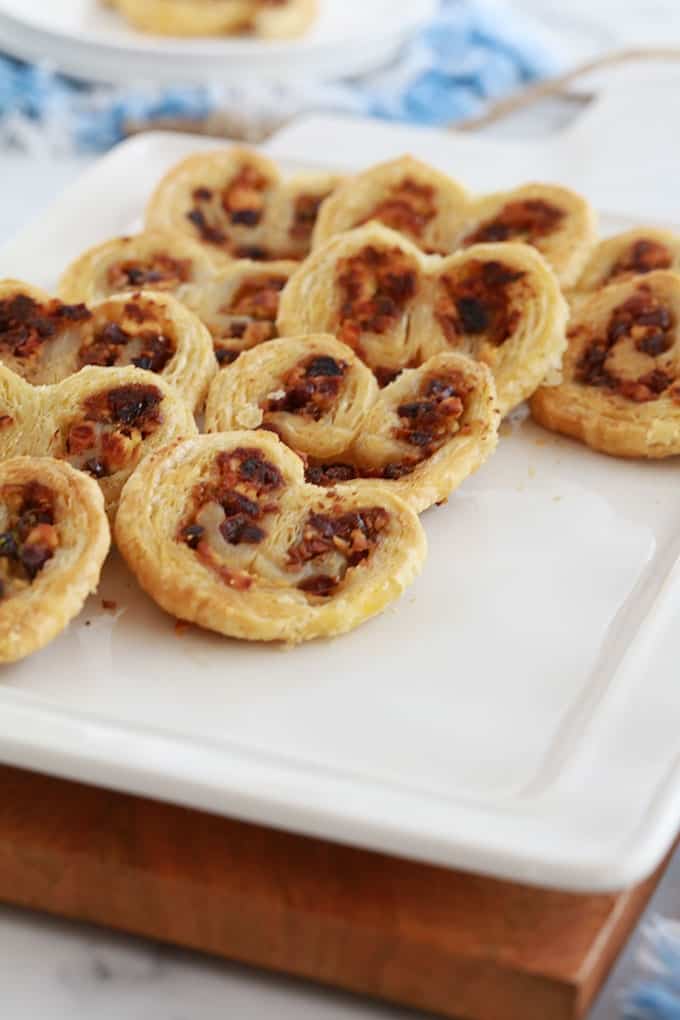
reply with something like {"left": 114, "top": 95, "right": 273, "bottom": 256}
{"left": 0, "top": 764, "right": 667, "bottom": 1020}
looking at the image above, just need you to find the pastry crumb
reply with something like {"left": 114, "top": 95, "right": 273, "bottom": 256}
{"left": 528, "top": 466, "right": 536, "bottom": 478}
{"left": 552, "top": 495, "right": 562, "bottom": 502}
{"left": 174, "top": 619, "right": 192, "bottom": 637}
{"left": 102, "top": 599, "right": 117, "bottom": 611}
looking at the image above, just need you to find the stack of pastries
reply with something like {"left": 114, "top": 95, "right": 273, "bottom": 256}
{"left": 1, "top": 145, "right": 676, "bottom": 662}
{"left": 104, "top": 0, "right": 318, "bottom": 38}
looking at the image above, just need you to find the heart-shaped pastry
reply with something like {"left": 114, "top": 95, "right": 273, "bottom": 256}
{"left": 0, "top": 457, "right": 110, "bottom": 663}
{"left": 313, "top": 155, "right": 469, "bottom": 254}
{"left": 59, "top": 235, "right": 297, "bottom": 368}
{"left": 108, "top": 0, "right": 317, "bottom": 37}
{"left": 115, "top": 431, "right": 426, "bottom": 643}
{"left": 0, "top": 365, "right": 197, "bottom": 516}
{"left": 0, "top": 280, "right": 214, "bottom": 409}
{"left": 453, "top": 183, "right": 597, "bottom": 287}
{"left": 205, "top": 335, "right": 499, "bottom": 513}
{"left": 59, "top": 230, "right": 222, "bottom": 305}
{"left": 531, "top": 270, "right": 680, "bottom": 458}
{"left": 146, "top": 147, "right": 342, "bottom": 261}
{"left": 278, "top": 223, "right": 568, "bottom": 414}
{"left": 570, "top": 228, "right": 680, "bottom": 307}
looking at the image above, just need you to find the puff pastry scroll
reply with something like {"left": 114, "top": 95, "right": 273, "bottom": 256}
{"left": 115, "top": 431, "right": 426, "bottom": 643}
{"left": 108, "top": 0, "right": 318, "bottom": 38}
{"left": 531, "top": 271, "right": 680, "bottom": 458}
{"left": 454, "top": 183, "right": 597, "bottom": 287}
{"left": 205, "top": 336, "right": 499, "bottom": 513}
{"left": 0, "top": 365, "right": 197, "bottom": 516}
{"left": 59, "top": 231, "right": 220, "bottom": 305}
{"left": 0, "top": 457, "right": 110, "bottom": 663}
{"left": 313, "top": 155, "right": 469, "bottom": 254}
{"left": 278, "top": 223, "right": 568, "bottom": 413}
{"left": 146, "top": 148, "right": 342, "bottom": 261}
{"left": 0, "top": 280, "right": 214, "bottom": 410}
{"left": 571, "top": 228, "right": 680, "bottom": 306}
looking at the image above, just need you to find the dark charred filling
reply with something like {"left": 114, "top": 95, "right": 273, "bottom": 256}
{"left": 288, "top": 506, "right": 390, "bottom": 597}
{"left": 574, "top": 286, "right": 679, "bottom": 403}
{"left": 464, "top": 199, "right": 565, "bottom": 246}
{"left": 436, "top": 260, "right": 525, "bottom": 347}
{"left": 305, "top": 462, "right": 358, "bottom": 486}
{"left": 607, "top": 239, "right": 673, "bottom": 281}
{"left": 179, "top": 448, "right": 284, "bottom": 590}
{"left": 267, "top": 355, "right": 347, "bottom": 420}
{"left": 290, "top": 192, "right": 328, "bottom": 242}
{"left": 214, "top": 274, "right": 288, "bottom": 365}
{"left": 360, "top": 178, "right": 437, "bottom": 241}
{"left": 0, "top": 294, "right": 91, "bottom": 362}
{"left": 187, "top": 166, "right": 270, "bottom": 249}
{"left": 336, "top": 245, "right": 417, "bottom": 354}
{"left": 107, "top": 254, "right": 192, "bottom": 292}
{"left": 65, "top": 383, "right": 163, "bottom": 478}
{"left": 0, "top": 481, "right": 58, "bottom": 598}
{"left": 78, "top": 309, "right": 175, "bottom": 373}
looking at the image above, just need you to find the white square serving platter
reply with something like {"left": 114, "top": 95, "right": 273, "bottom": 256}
{"left": 0, "top": 125, "right": 679, "bottom": 894}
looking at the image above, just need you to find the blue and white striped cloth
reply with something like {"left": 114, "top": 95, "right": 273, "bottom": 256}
{"left": 0, "top": 0, "right": 557, "bottom": 152}
{"left": 625, "top": 919, "right": 680, "bottom": 1019}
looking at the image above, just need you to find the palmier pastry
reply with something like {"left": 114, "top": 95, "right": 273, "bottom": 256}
{"left": 205, "top": 336, "right": 498, "bottom": 513}
{"left": 0, "top": 365, "right": 197, "bottom": 516}
{"left": 146, "top": 147, "right": 341, "bottom": 261}
{"left": 278, "top": 224, "right": 568, "bottom": 414}
{"left": 180, "top": 259, "right": 297, "bottom": 366}
{"left": 58, "top": 231, "right": 220, "bottom": 305}
{"left": 109, "top": 0, "right": 317, "bottom": 38}
{"left": 313, "top": 155, "right": 469, "bottom": 254}
{"left": 0, "top": 457, "right": 110, "bottom": 664}
{"left": 571, "top": 228, "right": 680, "bottom": 305}
{"left": 115, "top": 431, "right": 426, "bottom": 643}
{"left": 453, "top": 183, "right": 597, "bottom": 287}
{"left": 0, "top": 280, "right": 214, "bottom": 409}
{"left": 531, "top": 271, "right": 680, "bottom": 458}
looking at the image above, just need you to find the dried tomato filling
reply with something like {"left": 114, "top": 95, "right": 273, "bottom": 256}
{"left": 574, "top": 287, "right": 679, "bottom": 403}
{"left": 0, "top": 294, "right": 90, "bottom": 364}
{"left": 336, "top": 246, "right": 417, "bottom": 351}
{"left": 464, "top": 199, "right": 564, "bottom": 246}
{"left": 179, "top": 448, "right": 283, "bottom": 590}
{"left": 436, "top": 260, "right": 525, "bottom": 347}
{"left": 65, "top": 384, "right": 163, "bottom": 478}
{"left": 305, "top": 462, "right": 358, "bottom": 486}
{"left": 607, "top": 240, "right": 673, "bottom": 281}
{"left": 78, "top": 307, "right": 175, "bottom": 373}
{"left": 186, "top": 166, "right": 270, "bottom": 250}
{"left": 213, "top": 274, "right": 287, "bottom": 365}
{"left": 0, "top": 481, "right": 58, "bottom": 598}
{"left": 290, "top": 193, "right": 327, "bottom": 242}
{"left": 267, "top": 355, "right": 347, "bottom": 420}
{"left": 106, "top": 254, "right": 192, "bottom": 293}
{"left": 360, "top": 178, "right": 437, "bottom": 241}
{"left": 288, "top": 507, "right": 389, "bottom": 597}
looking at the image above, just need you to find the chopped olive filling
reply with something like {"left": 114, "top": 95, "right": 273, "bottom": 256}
{"left": 464, "top": 199, "right": 565, "bottom": 246}
{"left": 360, "top": 178, "right": 437, "bottom": 242}
{"left": 106, "top": 254, "right": 192, "bottom": 293}
{"left": 78, "top": 305, "right": 175, "bottom": 373}
{"left": 0, "top": 481, "right": 58, "bottom": 598}
{"left": 213, "top": 274, "right": 287, "bottom": 365}
{"left": 607, "top": 240, "right": 673, "bottom": 282}
{"left": 436, "top": 260, "right": 525, "bottom": 348}
{"left": 288, "top": 506, "right": 390, "bottom": 597}
{"left": 186, "top": 166, "right": 271, "bottom": 252}
{"left": 179, "top": 448, "right": 284, "bottom": 590}
{"left": 266, "top": 355, "right": 347, "bottom": 420}
{"left": 65, "top": 383, "right": 163, "bottom": 478}
{"left": 336, "top": 245, "right": 417, "bottom": 353}
{"left": 0, "top": 293, "right": 90, "bottom": 363}
{"left": 574, "top": 286, "right": 680, "bottom": 403}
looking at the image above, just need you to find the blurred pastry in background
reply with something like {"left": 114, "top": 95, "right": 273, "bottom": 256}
{"left": 106, "top": 0, "right": 318, "bottom": 38}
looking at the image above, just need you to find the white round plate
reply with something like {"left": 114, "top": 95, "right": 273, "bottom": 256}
{"left": 0, "top": 0, "right": 438, "bottom": 84}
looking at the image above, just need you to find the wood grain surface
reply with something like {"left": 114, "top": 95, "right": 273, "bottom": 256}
{"left": 0, "top": 765, "right": 667, "bottom": 1020}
